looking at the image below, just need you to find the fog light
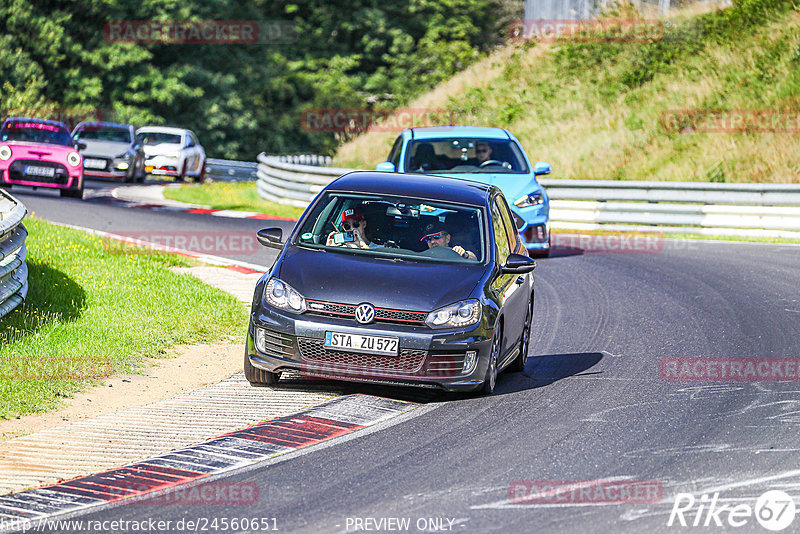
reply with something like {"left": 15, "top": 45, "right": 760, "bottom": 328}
{"left": 116, "top": 162, "right": 129, "bottom": 170}
{"left": 463, "top": 350, "right": 478, "bottom": 374}
{"left": 254, "top": 328, "right": 267, "bottom": 353}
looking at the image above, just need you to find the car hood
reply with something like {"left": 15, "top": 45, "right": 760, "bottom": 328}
{"left": 80, "top": 140, "right": 132, "bottom": 157}
{"left": 433, "top": 172, "right": 543, "bottom": 203}
{"left": 142, "top": 143, "right": 182, "bottom": 156}
{"left": 278, "top": 246, "right": 488, "bottom": 312}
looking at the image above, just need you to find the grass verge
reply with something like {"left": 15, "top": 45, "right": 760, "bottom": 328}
{"left": 0, "top": 218, "right": 249, "bottom": 420}
{"left": 164, "top": 181, "right": 304, "bottom": 219}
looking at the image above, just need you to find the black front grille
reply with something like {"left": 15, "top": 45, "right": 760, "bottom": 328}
{"left": 306, "top": 300, "right": 428, "bottom": 325}
{"left": 255, "top": 328, "right": 295, "bottom": 358}
{"left": 8, "top": 160, "right": 69, "bottom": 184}
{"left": 297, "top": 337, "right": 426, "bottom": 374}
{"left": 425, "top": 353, "right": 467, "bottom": 377}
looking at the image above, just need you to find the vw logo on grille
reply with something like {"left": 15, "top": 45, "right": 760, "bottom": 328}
{"left": 355, "top": 303, "right": 376, "bottom": 324}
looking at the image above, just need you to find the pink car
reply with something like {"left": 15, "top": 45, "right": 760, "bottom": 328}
{"left": 0, "top": 117, "right": 84, "bottom": 198}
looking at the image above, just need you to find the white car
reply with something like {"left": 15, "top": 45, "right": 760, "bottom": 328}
{"left": 135, "top": 126, "right": 206, "bottom": 182}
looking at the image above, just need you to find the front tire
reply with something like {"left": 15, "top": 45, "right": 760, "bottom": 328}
{"left": 193, "top": 161, "right": 206, "bottom": 183}
{"left": 482, "top": 323, "right": 503, "bottom": 395}
{"left": 511, "top": 300, "right": 533, "bottom": 372}
{"left": 244, "top": 350, "right": 280, "bottom": 386}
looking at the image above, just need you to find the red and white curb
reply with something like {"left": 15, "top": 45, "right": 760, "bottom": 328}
{"left": 0, "top": 395, "right": 415, "bottom": 532}
{"left": 54, "top": 222, "right": 268, "bottom": 275}
{"left": 101, "top": 185, "right": 297, "bottom": 222}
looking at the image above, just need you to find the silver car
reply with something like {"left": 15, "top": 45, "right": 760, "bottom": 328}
{"left": 72, "top": 121, "right": 145, "bottom": 182}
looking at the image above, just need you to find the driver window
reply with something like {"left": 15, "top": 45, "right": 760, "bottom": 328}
{"left": 185, "top": 135, "right": 194, "bottom": 148}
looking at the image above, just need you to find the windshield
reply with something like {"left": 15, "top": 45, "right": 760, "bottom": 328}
{"left": 405, "top": 138, "right": 529, "bottom": 174}
{"left": 295, "top": 192, "right": 485, "bottom": 263}
{"left": 1, "top": 121, "right": 73, "bottom": 146}
{"left": 74, "top": 125, "right": 131, "bottom": 143}
{"left": 138, "top": 132, "right": 181, "bottom": 145}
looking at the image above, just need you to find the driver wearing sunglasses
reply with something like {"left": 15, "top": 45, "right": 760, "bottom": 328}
{"left": 475, "top": 141, "right": 493, "bottom": 164}
{"left": 420, "top": 221, "right": 476, "bottom": 260}
{"left": 326, "top": 207, "right": 379, "bottom": 249}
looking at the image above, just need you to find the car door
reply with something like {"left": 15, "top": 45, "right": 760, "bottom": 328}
{"left": 490, "top": 194, "right": 529, "bottom": 366}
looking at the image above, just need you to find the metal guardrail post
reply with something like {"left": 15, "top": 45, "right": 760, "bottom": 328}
{"left": 0, "top": 189, "right": 29, "bottom": 319}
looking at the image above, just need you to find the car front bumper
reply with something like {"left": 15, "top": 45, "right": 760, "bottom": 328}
{"left": 144, "top": 156, "right": 181, "bottom": 176}
{"left": 246, "top": 306, "right": 493, "bottom": 392}
{"left": 0, "top": 166, "right": 81, "bottom": 190}
{"left": 516, "top": 215, "right": 551, "bottom": 253}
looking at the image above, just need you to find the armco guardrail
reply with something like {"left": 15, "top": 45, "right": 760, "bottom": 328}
{"left": 256, "top": 153, "right": 340, "bottom": 207}
{"left": 256, "top": 154, "right": 800, "bottom": 238}
{"left": 0, "top": 189, "right": 28, "bottom": 319}
{"left": 541, "top": 180, "right": 800, "bottom": 238}
{"left": 205, "top": 158, "right": 257, "bottom": 182}
{"left": 211, "top": 155, "right": 332, "bottom": 183}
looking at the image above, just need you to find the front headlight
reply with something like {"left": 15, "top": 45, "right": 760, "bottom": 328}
{"left": 426, "top": 299, "right": 481, "bottom": 329}
{"left": 514, "top": 191, "right": 544, "bottom": 208}
{"left": 0, "top": 146, "right": 11, "bottom": 160}
{"left": 114, "top": 154, "right": 132, "bottom": 170}
{"left": 67, "top": 152, "right": 81, "bottom": 167}
{"left": 264, "top": 278, "right": 307, "bottom": 314}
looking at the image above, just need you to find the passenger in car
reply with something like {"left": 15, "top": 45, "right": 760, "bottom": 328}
{"left": 410, "top": 143, "right": 441, "bottom": 172}
{"left": 326, "top": 207, "right": 380, "bottom": 249}
{"left": 420, "top": 221, "right": 477, "bottom": 260}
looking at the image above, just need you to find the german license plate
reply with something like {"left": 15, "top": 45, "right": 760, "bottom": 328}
{"left": 84, "top": 159, "right": 106, "bottom": 169}
{"left": 324, "top": 332, "right": 399, "bottom": 356}
{"left": 24, "top": 165, "right": 55, "bottom": 177}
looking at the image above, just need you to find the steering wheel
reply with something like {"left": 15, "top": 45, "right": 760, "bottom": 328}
{"left": 421, "top": 245, "right": 464, "bottom": 259}
{"left": 479, "top": 159, "right": 507, "bottom": 168}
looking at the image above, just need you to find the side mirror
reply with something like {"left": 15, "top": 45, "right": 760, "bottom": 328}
{"left": 76, "top": 141, "right": 87, "bottom": 150}
{"left": 257, "top": 228, "right": 283, "bottom": 249}
{"left": 501, "top": 253, "right": 536, "bottom": 274}
{"left": 375, "top": 161, "right": 396, "bottom": 172}
{"left": 534, "top": 161, "right": 551, "bottom": 176}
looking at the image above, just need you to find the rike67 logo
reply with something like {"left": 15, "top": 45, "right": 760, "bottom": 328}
{"left": 668, "top": 490, "right": 796, "bottom": 531}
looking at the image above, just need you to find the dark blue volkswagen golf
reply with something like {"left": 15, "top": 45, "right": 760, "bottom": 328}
{"left": 246, "top": 171, "right": 535, "bottom": 394}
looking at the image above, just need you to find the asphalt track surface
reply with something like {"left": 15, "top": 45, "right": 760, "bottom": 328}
{"left": 14, "top": 180, "right": 800, "bottom": 533}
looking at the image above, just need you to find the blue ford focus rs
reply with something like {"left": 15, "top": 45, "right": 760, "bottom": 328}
{"left": 377, "top": 126, "right": 552, "bottom": 255}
